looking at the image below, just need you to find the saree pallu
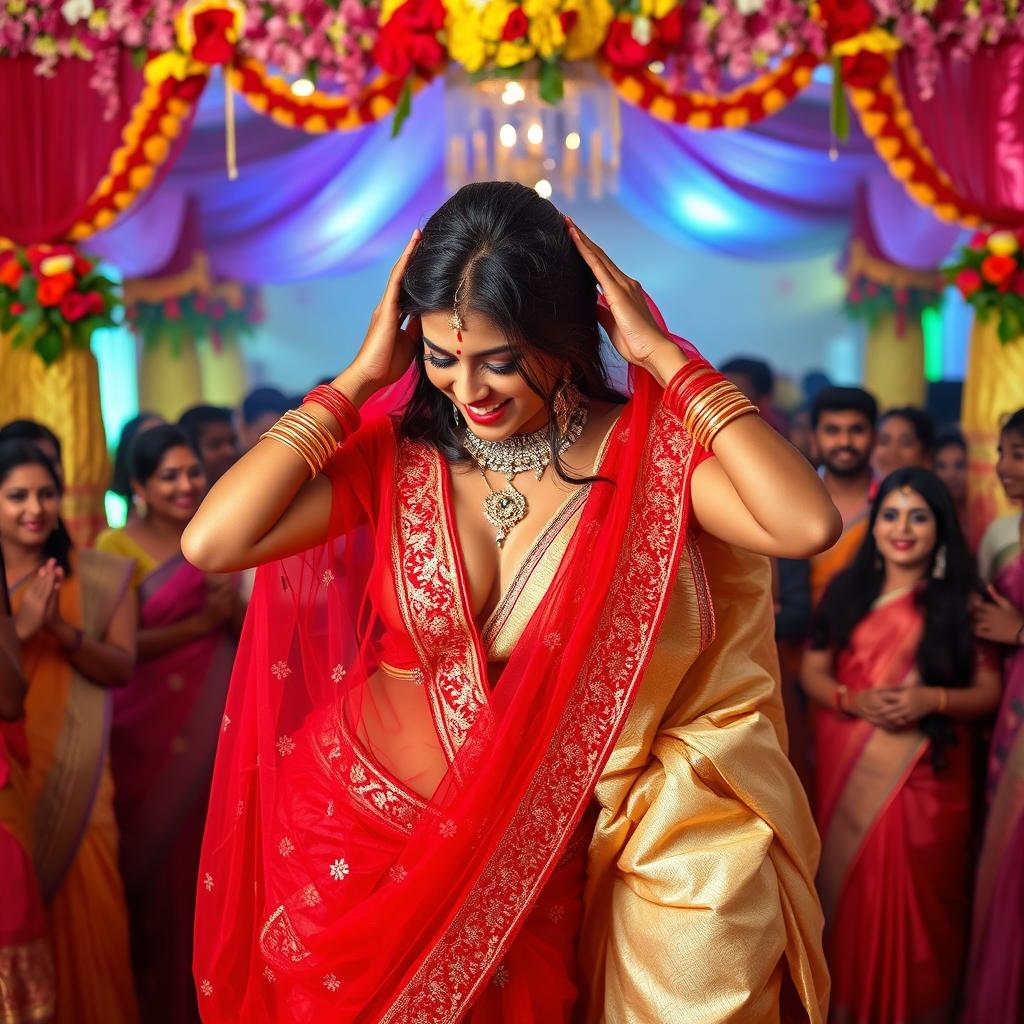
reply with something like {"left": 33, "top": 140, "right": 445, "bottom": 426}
{"left": 195, "top": 321, "right": 828, "bottom": 1023}
{"left": 815, "top": 589, "right": 971, "bottom": 1024}
{"left": 963, "top": 546, "right": 1024, "bottom": 1024}
{"left": 16, "top": 551, "right": 139, "bottom": 1024}
{"left": 0, "top": 729, "right": 54, "bottom": 1024}
{"left": 104, "top": 547, "right": 235, "bottom": 1024}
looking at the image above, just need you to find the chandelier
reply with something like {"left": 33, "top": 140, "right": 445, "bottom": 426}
{"left": 443, "top": 63, "right": 621, "bottom": 200}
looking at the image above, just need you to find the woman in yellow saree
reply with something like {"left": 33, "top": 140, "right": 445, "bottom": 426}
{"left": 0, "top": 441, "right": 139, "bottom": 1024}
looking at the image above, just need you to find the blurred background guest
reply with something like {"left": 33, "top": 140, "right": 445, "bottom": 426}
{"left": 0, "top": 441, "right": 138, "bottom": 1024}
{"left": 933, "top": 430, "right": 969, "bottom": 538}
{"left": 109, "top": 413, "right": 165, "bottom": 528}
{"left": 871, "top": 406, "right": 936, "bottom": 478}
{"left": 96, "top": 426, "right": 241, "bottom": 1024}
{"left": 722, "top": 355, "right": 789, "bottom": 434}
{"left": 177, "top": 405, "right": 240, "bottom": 488}
{"left": 0, "top": 421, "right": 63, "bottom": 482}
{"left": 237, "top": 386, "right": 290, "bottom": 452}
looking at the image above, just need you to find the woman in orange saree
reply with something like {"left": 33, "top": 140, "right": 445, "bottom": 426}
{"left": 0, "top": 546, "right": 54, "bottom": 1023}
{"left": 97, "top": 426, "right": 240, "bottom": 1024}
{"left": 963, "top": 408, "right": 1024, "bottom": 1023}
{"left": 185, "top": 183, "right": 839, "bottom": 1023}
{"left": 802, "top": 467, "right": 1002, "bottom": 1024}
{"left": 0, "top": 441, "right": 140, "bottom": 1024}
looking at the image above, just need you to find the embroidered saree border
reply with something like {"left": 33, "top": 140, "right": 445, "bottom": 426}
{"left": 391, "top": 442, "right": 492, "bottom": 775}
{"left": 32, "top": 550, "right": 132, "bottom": 903}
{"left": 380, "top": 407, "right": 697, "bottom": 1024}
{"left": 0, "top": 936, "right": 55, "bottom": 1024}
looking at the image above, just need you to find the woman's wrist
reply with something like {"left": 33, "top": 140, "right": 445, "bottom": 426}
{"left": 332, "top": 365, "right": 380, "bottom": 409}
{"left": 642, "top": 340, "right": 688, "bottom": 389}
{"left": 51, "top": 619, "right": 83, "bottom": 654}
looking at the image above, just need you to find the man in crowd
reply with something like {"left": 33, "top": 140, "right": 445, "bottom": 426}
{"left": 178, "top": 405, "right": 241, "bottom": 486}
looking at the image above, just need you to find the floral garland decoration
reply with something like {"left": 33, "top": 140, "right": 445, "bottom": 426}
{"left": 947, "top": 229, "right": 1024, "bottom": 344}
{"left": 0, "top": 243, "right": 120, "bottom": 365}
{"left": 844, "top": 275, "right": 942, "bottom": 336}
{"left": 125, "top": 283, "right": 265, "bottom": 354}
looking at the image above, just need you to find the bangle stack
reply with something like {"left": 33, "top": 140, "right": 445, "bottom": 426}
{"left": 304, "top": 384, "right": 361, "bottom": 436}
{"left": 663, "top": 359, "right": 758, "bottom": 450}
{"left": 261, "top": 408, "right": 341, "bottom": 480}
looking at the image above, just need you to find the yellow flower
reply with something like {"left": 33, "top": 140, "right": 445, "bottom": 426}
{"left": 480, "top": 0, "right": 516, "bottom": 41}
{"left": 30, "top": 35, "right": 57, "bottom": 57}
{"left": 529, "top": 13, "right": 565, "bottom": 59}
{"left": 496, "top": 38, "right": 535, "bottom": 66}
{"left": 448, "top": 18, "right": 490, "bottom": 71}
{"left": 87, "top": 8, "right": 107, "bottom": 28}
{"left": 68, "top": 36, "right": 93, "bottom": 59}
{"left": 6, "top": 0, "right": 26, "bottom": 13}
{"left": 638, "top": 0, "right": 676, "bottom": 17}
{"left": 987, "top": 231, "right": 1019, "bottom": 257}
{"left": 380, "top": 0, "right": 406, "bottom": 23}
{"left": 563, "top": 0, "right": 613, "bottom": 59}
{"left": 40, "top": 254, "right": 74, "bottom": 277}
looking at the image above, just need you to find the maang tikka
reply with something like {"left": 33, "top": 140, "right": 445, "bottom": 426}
{"left": 449, "top": 277, "right": 465, "bottom": 347}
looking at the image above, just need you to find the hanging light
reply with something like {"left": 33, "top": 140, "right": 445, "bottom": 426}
{"left": 444, "top": 63, "right": 620, "bottom": 201}
{"left": 291, "top": 78, "right": 315, "bottom": 97}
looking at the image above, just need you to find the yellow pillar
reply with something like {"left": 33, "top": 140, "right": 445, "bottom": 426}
{"left": 0, "top": 337, "right": 110, "bottom": 547}
{"left": 862, "top": 313, "right": 926, "bottom": 410}
{"left": 962, "top": 319, "right": 1024, "bottom": 548}
{"left": 137, "top": 332, "right": 204, "bottom": 421}
{"left": 196, "top": 333, "right": 249, "bottom": 407}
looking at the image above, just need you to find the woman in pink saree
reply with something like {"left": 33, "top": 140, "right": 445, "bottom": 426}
{"left": 97, "top": 426, "right": 241, "bottom": 1024}
{"left": 963, "top": 407, "right": 1024, "bottom": 1023}
{"left": 184, "top": 183, "right": 840, "bottom": 1023}
{"left": 802, "top": 467, "right": 1001, "bottom": 1024}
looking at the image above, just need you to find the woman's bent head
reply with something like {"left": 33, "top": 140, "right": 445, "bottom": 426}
{"left": 997, "top": 408, "right": 1024, "bottom": 504}
{"left": 399, "top": 181, "right": 623, "bottom": 460}
{"left": 130, "top": 425, "right": 206, "bottom": 527}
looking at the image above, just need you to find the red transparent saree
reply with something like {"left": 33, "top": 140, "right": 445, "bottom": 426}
{"left": 194, "top": 331, "right": 828, "bottom": 1022}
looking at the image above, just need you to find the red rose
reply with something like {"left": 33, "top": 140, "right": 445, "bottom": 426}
{"left": 840, "top": 51, "right": 888, "bottom": 89}
{"left": 37, "top": 272, "right": 76, "bottom": 307}
{"left": 190, "top": 8, "right": 237, "bottom": 64}
{"left": 892, "top": 287, "right": 908, "bottom": 306}
{"left": 84, "top": 291, "right": 105, "bottom": 316}
{"left": 603, "top": 19, "right": 656, "bottom": 70}
{"left": 374, "top": 2, "right": 445, "bottom": 78}
{"left": 73, "top": 255, "right": 92, "bottom": 276}
{"left": 819, "top": 0, "right": 875, "bottom": 42}
{"left": 24, "top": 243, "right": 73, "bottom": 274}
{"left": 656, "top": 7, "right": 684, "bottom": 47}
{"left": 399, "top": 0, "right": 445, "bottom": 32}
{"left": 60, "top": 290, "right": 90, "bottom": 322}
{"left": 164, "top": 299, "right": 182, "bottom": 319}
{"left": 981, "top": 253, "right": 1016, "bottom": 286}
{"left": 10, "top": 302, "right": 25, "bottom": 315}
{"left": 0, "top": 257, "right": 23, "bottom": 289}
{"left": 970, "top": 230, "right": 991, "bottom": 249}
{"left": 502, "top": 7, "right": 528, "bottom": 41}
{"left": 559, "top": 10, "right": 578, "bottom": 34}
{"left": 955, "top": 268, "right": 982, "bottom": 298}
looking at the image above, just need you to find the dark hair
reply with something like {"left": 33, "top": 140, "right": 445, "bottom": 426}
{"left": 0, "top": 440, "right": 73, "bottom": 576}
{"left": 811, "top": 466, "right": 976, "bottom": 769}
{"left": 130, "top": 425, "right": 196, "bottom": 487}
{"left": 879, "top": 406, "right": 936, "bottom": 456}
{"left": 111, "top": 413, "right": 162, "bottom": 502}
{"left": 178, "top": 405, "right": 234, "bottom": 450}
{"left": 933, "top": 430, "right": 966, "bottom": 456}
{"left": 397, "top": 181, "right": 625, "bottom": 482}
{"left": 721, "top": 356, "right": 774, "bottom": 399}
{"left": 810, "top": 386, "right": 878, "bottom": 430}
{"left": 241, "top": 387, "right": 290, "bottom": 425}
{"left": 0, "top": 419, "right": 62, "bottom": 461}
{"left": 1001, "top": 407, "right": 1024, "bottom": 440}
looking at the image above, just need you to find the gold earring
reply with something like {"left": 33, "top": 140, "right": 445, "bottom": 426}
{"left": 553, "top": 367, "right": 578, "bottom": 427}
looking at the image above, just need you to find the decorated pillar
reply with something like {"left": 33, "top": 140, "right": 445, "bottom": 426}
{"left": 0, "top": 244, "right": 120, "bottom": 547}
{"left": 947, "top": 230, "right": 1024, "bottom": 547}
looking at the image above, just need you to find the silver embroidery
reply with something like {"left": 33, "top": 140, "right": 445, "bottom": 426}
{"left": 203, "top": 873, "right": 214, "bottom": 892}
{"left": 262, "top": 966, "right": 276, "bottom": 984}
{"left": 323, "top": 973, "right": 341, "bottom": 992}
{"left": 321, "top": 569, "right": 335, "bottom": 586}
{"left": 271, "top": 660, "right": 292, "bottom": 680}
{"left": 331, "top": 664, "right": 347, "bottom": 683}
{"left": 329, "top": 858, "right": 350, "bottom": 881}
{"left": 199, "top": 980, "right": 213, "bottom": 996}
{"left": 276, "top": 734, "right": 296, "bottom": 757}
{"left": 301, "top": 884, "right": 322, "bottom": 907}
{"left": 278, "top": 837, "right": 295, "bottom": 857}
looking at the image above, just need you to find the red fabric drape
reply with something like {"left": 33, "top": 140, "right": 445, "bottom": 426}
{"left": 0, "top": 52, "right": 146, "bottom": 244}
{"left": 896, "top": 42, "right": 1024, "bottom": 226}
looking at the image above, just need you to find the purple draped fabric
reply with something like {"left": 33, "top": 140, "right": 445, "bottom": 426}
{"left": 90, "top": 74, "right": 961, "bottom": 279}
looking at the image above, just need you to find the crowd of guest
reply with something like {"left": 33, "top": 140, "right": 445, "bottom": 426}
{"left": 0, "top": 363, "right": 1022, "bottom": 1024}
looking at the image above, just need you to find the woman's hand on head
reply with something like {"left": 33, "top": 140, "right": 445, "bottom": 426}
{"left": 349, "top": 229, "right": 423, "bottom": 393}
{"left": 566, "top": 217, "right": 676, "bottom": 373}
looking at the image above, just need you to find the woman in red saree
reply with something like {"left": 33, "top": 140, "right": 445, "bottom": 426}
{"left": 0, "top": 441, "right": 139, "bottom": 1024}
{"left": 185, "top": 183, "right": 840, "bottom": 1023}
{"left": 0, "top": 545, "right": 54, "bottom": 1023}
{"left": 963, "top": 407, "right": 1024, "bottom": 1023}
{"left": 802, "top": 467, "right": 1002, "bottom": 1024}
{"left": 97, "top": 425, "right": 241, "bottom": 1024}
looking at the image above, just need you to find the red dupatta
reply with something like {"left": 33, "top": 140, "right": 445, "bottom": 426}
{"left": 193, "top": 314, "right": 709, "bottom": 1023}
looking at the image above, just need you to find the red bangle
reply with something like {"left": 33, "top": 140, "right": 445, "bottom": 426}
{"left": 666, "top": 366, "right": 730, "bottom": 418}
{"left": 303, "top": 385, "right": 361, "bottom": 436}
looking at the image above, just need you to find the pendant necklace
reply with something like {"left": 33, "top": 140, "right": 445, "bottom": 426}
{"left": 462, "top": 387, "right": 588, "bottom": 546}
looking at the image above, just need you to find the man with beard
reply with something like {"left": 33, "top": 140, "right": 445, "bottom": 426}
{"left": 807, "top": 386, "right": 878, "bottom": 605}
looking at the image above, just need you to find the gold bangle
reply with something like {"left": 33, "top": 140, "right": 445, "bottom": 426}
{"left": 936, "top": 687, "right": 948, "bottom": 714}
{"left": 688, "top": 385, "right": 749, "bottom": 447}
{"left": 270, "top": 423, "right": 323, "bottom": 473}
{"left": 288, "top": 408, "right": 340, "bottom": 456}
{"left": 683, "top": 381, "right": 736, "bottom": 439}
{"left": 700, "top": 400, "right": 758, "bottom": 449}
{"left": 279, "top": 410, "right": 334, "bottom": 464}
{"left": 261, "top": 427, "right": 319, "bottom": 478}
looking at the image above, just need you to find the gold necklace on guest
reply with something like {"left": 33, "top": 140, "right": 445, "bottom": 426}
{"left": 462, "top": 387, "right": 588, "bottom": 547}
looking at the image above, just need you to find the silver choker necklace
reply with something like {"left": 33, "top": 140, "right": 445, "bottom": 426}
{"left": 462, "top": 387, "right": 588, "bottom": 546}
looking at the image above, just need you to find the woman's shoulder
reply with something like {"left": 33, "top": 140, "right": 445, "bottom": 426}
{"left": 94, "top": 526, "right": 131, "bottom": 556}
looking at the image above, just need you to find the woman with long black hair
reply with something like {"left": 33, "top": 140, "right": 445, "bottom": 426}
{"left": 802, "top": 466, "right": 1001, "bottom": 1023}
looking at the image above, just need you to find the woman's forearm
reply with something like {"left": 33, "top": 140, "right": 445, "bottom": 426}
{"left": 0, "top": 619, "right": 26, "bottom": 720}
{"left": 182, "top": 367, "right": 372, "bottom": 573}
{"left": 138, "top": 616, "right": 211, "bottom": 659}
{"left": 50, "top": 620, "right": 134, "bottom": 689}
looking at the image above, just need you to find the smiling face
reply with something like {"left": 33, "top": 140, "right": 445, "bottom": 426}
{"left": 997, "top": 427, "right": 1024, "bottom": 504}
{"left": 419, "top": 310, "right": 561, "bottom": 439}
{"left": 814, "top": 410, "right": 875, "bottom": 479}
{"left": 133, "top": 445, "right": 206, "bottom": 526}
{"left": 872, "top": 413, "right": 930, "bottom": 477}
{"left": 0, "top": 463, "right": 61, "bottom": 556}
{"left": 872, "top": 486, "right": 938, "bottom": 578}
